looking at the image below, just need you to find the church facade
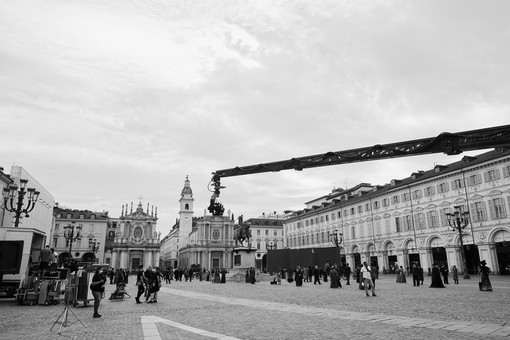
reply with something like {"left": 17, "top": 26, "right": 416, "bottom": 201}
{"left": 176, "top": 177, "right": 236, "bottom": 270}
{"left": 110, "top": 201, "right": 161, "bottom": 270}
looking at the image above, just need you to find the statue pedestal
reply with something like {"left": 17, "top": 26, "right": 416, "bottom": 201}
{"left": 226, "top": 247, "right": 255, "bottom": 282}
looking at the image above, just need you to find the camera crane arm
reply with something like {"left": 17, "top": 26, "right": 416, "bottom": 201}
{"left": 208, "top": 124, "right": 510, "bottom": 215}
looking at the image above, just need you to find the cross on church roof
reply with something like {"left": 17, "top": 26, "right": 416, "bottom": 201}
{"left": 138, "top": 195, "right": 143, "bottom": 202}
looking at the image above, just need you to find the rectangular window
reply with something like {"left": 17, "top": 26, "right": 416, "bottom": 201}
{"left": 350, "top": 207, "right": 355, "bottom": 215}
{"left": 331, "top": 213, "right": 335, "bottom": 220}
{"left": 412, "top": 190, "right": 423, "bottom": 199}
{"left": 403, "top": 215, "right": 413, "bottom": 231}
{"left": 452, "top": 178, "right": 464, "bottom": 190}
{"left": 274, "top": 230, "right": 278, "bottom": 236}
{"left": 385, "top": 219, "right": 390, "bottom": 234}
{"left": 357, "top": 205, "right": 363, "bottom": 213}
{"left": 471, "top": 201, "right": 488, "bottom": 221}
{"left": 365, "top": 203, "right": 371, "bottom": 212}
{"left": 53, "top": 238, "right": 58, "bottom": 248}
{"left": 320, "top": 216, "right": 324, "bottom": 223}
{"left": 468, "top": 174, "right": 482, "bottom": 186}
{"left": 426, "top": 210, "right": 439, "bottom": 228}
{"left": 351, "top": 226, "right": 356, "bottom": 239}
{"left": 484, "top": 169, "right": 501, "bottom": 182}
{"left": 440, "top": 208, "right": 451, "bottom": 226}
{"left": 382, "top": 198, "right": 389, "bottom": 207}
{"left": 416, "top": 213, "right": 426, "bottom": 229}
{"left": 401, "top": 192, "right": 410, "bottom": 202}
{"left": 257, "top": 230, "right": 261, "bottom": 236}
{"left": 392, "top": 195, "right": 399, "bottom": 204}
{"left": 489, "top": 198, "right": 507, "bottom": 219}
{"left": 395, "top": 217, "right": 401, "bottom": 232}
{"left": 424, "top": 186, "right": 435, "bottom": 197}
{"left": 373, "top": 201, "right": 380, "bottom": 209}
{"left": 325, "top": 215, "right": 329, "bottom": 222}
{"left": 503, "top": 165, "right": 510, "bottom": 178}
{"left": 437, "top": 182, "right": 449, "bottom": 194}
{"left": 265, "top": 230, "right": 269, "bottom": 236}
{"left": 310, "top": 219, "right": 314, "bottom": 225}
{"left": 337, "top": 212, "right": 342, "bottom": 219}
{"left": 375, "top": 221, "right": 381, "bottom": 235}
{"left": 359, "top": 223, "right": 364, "bottom": 238}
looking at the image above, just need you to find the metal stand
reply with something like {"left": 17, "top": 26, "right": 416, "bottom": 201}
{"left": 50, "top": 270, "right": 85, "bottom": 334}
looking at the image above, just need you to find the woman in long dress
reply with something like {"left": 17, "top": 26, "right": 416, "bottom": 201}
{"left": 429, "top": 263, "right": 445, "bottom": 288}
{"left": 330, "top": 265, "right": 341, "bottom": 288}
{"left": 295, "top": 266, "right": 303, "bottom": 287}
{"left": 479, "top": 260, "right": 493, "bottom": 291}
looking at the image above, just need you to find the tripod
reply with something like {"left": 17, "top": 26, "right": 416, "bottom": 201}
{"left": 50, "top": 270, "right": 85, "bottom": 334}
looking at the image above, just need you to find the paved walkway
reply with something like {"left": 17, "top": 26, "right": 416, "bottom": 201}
{"left": 155, "top": 285, "right": 510, "bottom": 338}
{"left": 0, "top": 274, "right": 509, "bottom": 339}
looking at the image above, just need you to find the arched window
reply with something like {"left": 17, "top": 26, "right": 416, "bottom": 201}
{"left": 185, "top": 203, "right": 189, "bottom": 210}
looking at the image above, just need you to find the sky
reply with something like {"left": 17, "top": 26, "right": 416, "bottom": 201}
{"left": 1, "top": 0, "right": 509, "bottom": 237}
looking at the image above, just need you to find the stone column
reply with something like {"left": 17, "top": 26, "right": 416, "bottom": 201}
{"left": 381, "top": 251, "right": 389, "bottom": 272}
{"left": 420, "top": 248, "right": 433, "bottom": 275}
{"left": 402, "top": 249, "right": 409, "bottom": 270}
{"left": 119, "top": 250, "right": 126, "bottom": 269}
{"left": 488, "top": 244, "right": 499, "bottom": 275}
{"left": 146, "top": 250, "right": 153, "bottom": 267}
{"left": 111, "top": 250, "right": 119, "bottom": 269}
{"left": 154, "top": 251, "right": 160, "bottom": 268}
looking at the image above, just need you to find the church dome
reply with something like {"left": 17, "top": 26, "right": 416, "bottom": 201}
{"left": 181, "top": 176, "right": 193, "bottom": 196}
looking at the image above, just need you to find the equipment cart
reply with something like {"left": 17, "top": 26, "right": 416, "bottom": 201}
{"left": 70, "top": 268, "right": 94, "bottom": 307}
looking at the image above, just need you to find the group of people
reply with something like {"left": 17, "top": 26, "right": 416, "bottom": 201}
{"left": 429, "top": 260, "right": 493, "bottom": 291}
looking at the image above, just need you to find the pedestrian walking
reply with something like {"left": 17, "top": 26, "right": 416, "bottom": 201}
{"left": 330, "top": 265, "right": 341, "bottom": 288}
{"left": 478, "top": 260, "right": 493, "bottom": 291}
{"left": 440, "top": 264, "right": 449, "bottom": 284}
{"left": 135, "top": 265, "right": 145, "bottom": 304}
{"left": 429, "top": 263, "right": 445, "bottom": 288}
{"left": 313, "top": 265, "right": 321, "bottom": 285}
{"left": 90, "top": 267, "right": 106, "bottom": 318}
{"left": 360, "top": 262, "right": 376, "bottom": 297}
{"left": 344, "top": 264, "right": 351, "bottom": 285}
{"left": 295, "top": 266, "right": 303, "bottom": 286}
{"left": 412, "top": 264, "right": 420, "bottom": 286}
{"left": 370, "top": 265, "right": 378, "bottom": 288}
{"left": 451, "top": 265, "right": 459, "bottom": 284}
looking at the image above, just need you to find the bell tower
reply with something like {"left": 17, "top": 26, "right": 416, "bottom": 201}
{"left": 178, "top": 176, "right": 194, "bottom": 250}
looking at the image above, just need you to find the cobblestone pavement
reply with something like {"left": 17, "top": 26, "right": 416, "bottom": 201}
{"left": 1, "top": 274, "right": 509, "bottom": 340}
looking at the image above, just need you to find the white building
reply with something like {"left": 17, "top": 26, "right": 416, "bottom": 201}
{"left": 2, "top": 166, "right": 54, "bottom": 241}
{"left": 284, "top": 148, "right": 510, "bottom": 275}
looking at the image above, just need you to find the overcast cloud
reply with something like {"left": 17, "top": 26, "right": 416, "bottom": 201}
{"left": 1, "top": 0, "right": 509, "bottom": 236}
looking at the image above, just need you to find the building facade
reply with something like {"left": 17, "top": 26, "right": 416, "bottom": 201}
{"left": 53, "top": 206, "right": 108, "bottom": 264}
{"left": 157, "top": 177, "right": 236, "bottom": 270}
{"left": 245, "top": 214, "right": 285, "bottom": 272}
{"left": 284, "top": 149, "right": 510, "bottom": 275}
{"left": 111, "top": 201, "right": 161, "bottom": 270}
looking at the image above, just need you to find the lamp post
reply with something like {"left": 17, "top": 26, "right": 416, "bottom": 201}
{"left": 90, "top": 239, "right": 100, "bottom": 263}
{"left": 2, "top": 179, "right": 40, "bottom": 228}
{"left": 330, "top": 229, "right": 343, "bottom": 266}
{"left": 63, "top": 222, "right": 82, "bottom": 265}
{"left": 446, "top": 205, "right": 470, "bottom": 279}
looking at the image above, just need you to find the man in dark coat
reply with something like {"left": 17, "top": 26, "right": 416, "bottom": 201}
{"left": 344, "top": 264, "right": 351, "bottom": 285}
{"left": 412, "top": 264, "right": 420, "bottom": 286}
{"left": 313, "top": 265, "right": 321, "bottom": 285}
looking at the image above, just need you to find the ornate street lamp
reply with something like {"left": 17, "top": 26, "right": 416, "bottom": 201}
{"left": 2, "top": 179, "right": 40, "bottom": 228}
{"left": 329, "top": 229, "right": 343, "bottom": 266}
{"left": 63, "top": 222, "right": 82, "bottom": 266}
{"left": 446, "top": 206, "right": 470, "bottom": 279}
{"left": 90, "top": 239, "right": 100, "bottom": 263}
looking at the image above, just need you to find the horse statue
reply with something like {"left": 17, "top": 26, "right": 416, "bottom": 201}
{"left": 233, "top": 220, "right": 251, "bottom": 248}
